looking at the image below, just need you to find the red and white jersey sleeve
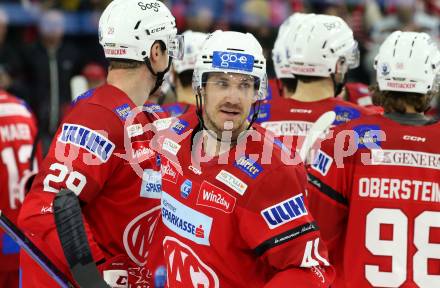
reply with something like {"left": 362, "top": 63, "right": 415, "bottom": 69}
{"left": 238, "top": 163, "right": 334, "bottom": 287}
{"left": 0, "top": 90, "right": 40, "bottom": 271}
{"left": 19, "top": 85, "right": 165, "bottom": 287}
{"left": 307, "top": 114, "right": 440, "bottom": 288}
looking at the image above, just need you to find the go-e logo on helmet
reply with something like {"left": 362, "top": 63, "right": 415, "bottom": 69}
{"left": 163, "top": 236, "right": 219, "bottom": 288}
{"left": 212, "top": 51, "right": 254, "bottom": 72}
{"left": 138, "top": 1, "right": 161, "bottom": 12}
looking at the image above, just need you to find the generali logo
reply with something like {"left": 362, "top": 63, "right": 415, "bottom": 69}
{"left": 123, "top": 206, "right": 161, "bottom": 266}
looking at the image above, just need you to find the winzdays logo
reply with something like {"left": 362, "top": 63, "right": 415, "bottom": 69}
{"left": 249, "top": 103, "right": 270, "bottom": 123}
{"left": 144, "top": 103, "right": 164, "bottom": 113}
{"left": 161, "top": 192, "right": 212, "bottom": 245}
{"left": 114, "top": 104, "right": 131, "bottom": 120}
{"left": 333, "top": 106, "right": 361, "bottom": 125}
{"left": 123, "top": 206, "right": 161, "bottom": 266}
{"left": 162, "top": 138, "right": 181, "bottom": 155}
{"left": 261, "top": 194, "right": 308, "bottom": 229}
{"left": 311, "top": 150, "right": 333, "bottom": 176}
{"left": 140, "top": 169, "right": 162, "bottom": 199}
{"left": 162, "top": 159, "right": 179, "bottom": 183}
{"left": 234, "top": 156, "right": 263, "bottom": 179}
{"left": 163, "top": 237, "right": 219, "bottom": 288}
{"left": 212, "top": 51, "right": 255, "bottom": 72}
{"left": 371, "top": 149, "right": 440, "bottom": 170}
{"left": 58, "top": 124, "right": 115, "bottom": 162}
{"left": 131, "top": 141, "right": 154, "bottom": 162}
{"left": 215, "top": 170, "right": 247, "bottom": 196}
{"left": 172, "top": 119, "right": 189, "bottom": 135}
{"left": 353, "top": 124, "right": 382, "bottom": 149}
{"left": 197, "top": 181, "right": 236, "bottom": 213}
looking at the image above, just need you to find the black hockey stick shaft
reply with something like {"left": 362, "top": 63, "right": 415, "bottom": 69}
{"left": 53, "top": 189, "right": 110, "bottom": 288}
{"left": 0, "top": 210, "right": 74, "bottom": 288}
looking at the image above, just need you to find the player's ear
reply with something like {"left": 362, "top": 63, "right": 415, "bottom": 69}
{"left": 150, "top": 41, "right": 166, "bottom": 62}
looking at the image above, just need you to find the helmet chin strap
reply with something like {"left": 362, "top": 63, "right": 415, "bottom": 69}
{"left": 145, "top": 56, "right": 172, "bottom": 96}
{"left": 331, "top": 72, "right": 347, "bottom": 97}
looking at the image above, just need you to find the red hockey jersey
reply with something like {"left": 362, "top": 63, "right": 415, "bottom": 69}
{"left": 255, "top": 96, "right": 372, "bottom": 154}
{"left": 0, "top": 90, "right": 40, "bottom": 271}
{"left": 153, "top": 114, "right": 334, "bottom": 287}
{"left": 18, "top": 85, "right": 167, "bottom": 287}
{"left": 307, "top": 114, "right": 440, "bottom": 287}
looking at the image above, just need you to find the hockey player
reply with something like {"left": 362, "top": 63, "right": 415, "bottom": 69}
{"left": 18, "top": 1, "right": 182, "bottom": 287}
{"left": 267, "top": 13, "right": 305, "bottom": 102}
{"left": 0, "top": 90, "right": 40, "bottom": 287}
{"left": 261, "top": 14, "right": 372, "bottom": 154}
{"left": 154, "top": 30, "right": 334, "bottom": 287}
{"left": 307, "top": 31, "right": 440, "bottom": 287}
{"left": 162, "top": 30, "right": 207, "bottom": 117}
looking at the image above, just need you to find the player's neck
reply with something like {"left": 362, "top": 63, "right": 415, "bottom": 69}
{"left": 107, "top": 68, "right": 154, "bottom": 106}
{"left": 176, "top": 86, "right": 196, "bottom": 105}
{"left": 288, "top": 78, "right": 334, "bottom": 102}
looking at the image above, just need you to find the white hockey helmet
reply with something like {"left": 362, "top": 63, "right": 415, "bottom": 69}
{"left": 374, "top": 31, "right": 440, "bottom": 94}
{"left": 193, "top": 30, "right": 268, "bottom": 100}
{"left": 173, "top": 30, "right": 207, "bottom": 74}
{"left": 287, "top": 14, "right": 359, "bottom": 77}
{"left": 272, "top": 13, "right": 311, "bottom": 79}
{"left": 98, "top": 0, "right": 183, "bottom": 62}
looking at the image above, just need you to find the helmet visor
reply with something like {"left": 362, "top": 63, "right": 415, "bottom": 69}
{"left": 347, "top": 40, "right": 360, "bottom": 69}
{"left": 168, "top": 34, "right": 184, "bottom": 60}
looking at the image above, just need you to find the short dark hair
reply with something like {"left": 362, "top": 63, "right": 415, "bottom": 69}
{"left": 176, "top": 70, "right": 193, "bottom": 88}
{"left": 370, "top": 83, "right": 433, "bottom": 113}
{"left": 294, "top": 75, "right": 325, "bottom": 83}
{"left": 108, "top": 59, "right": 144, "bottom": 70}
{"left": 280, "top": 78, "right": 298, "bottom": 94}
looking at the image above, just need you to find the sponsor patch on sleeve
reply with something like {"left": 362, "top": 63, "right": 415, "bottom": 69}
{"left": 333, "top": 106, "right": 361, "bottom": 125}
{"left": 261, "top": 194, "right": 308, "bottom": 229}
{"left": 171, "top": 119, "right": 189, "bottom": 135}
{"left": 311, "top": 149, "right": 333, "bottom": 176}
{"left": 353, "top": 124, "right": 382, "bottom": 149}
{"left": 114, "top": 104, "right": 132, "bottom": 121}
{"left": 248, "top": 103, "right": 271, "bottom": 123}
{"left": 58, "top": 123, "right": 115, "bottom": 162}
{"left": 234, "top": 155, "right": 263, "bottom": 179}
{"left": 144, "top": 103, "right": 164, "bottom": 113}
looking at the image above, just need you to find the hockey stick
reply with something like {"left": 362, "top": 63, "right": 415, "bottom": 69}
{"left": 53, "top": 189, "right": 110, "bottom": 288}
{"left": 299, "top": 111, "right": 336, "bottom": 162}
{"left": 0, "top": 210, "right": 74, "bottom": 288}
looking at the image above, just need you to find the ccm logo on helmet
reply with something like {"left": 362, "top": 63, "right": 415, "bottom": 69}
{"left": 147, "top": 26, "right": 165, "bottom": 35}
{"left": 138, "top": 2, "right": 161, "bottom": 12}
{"left": 403, "top": 135, "right": 426, "bottom": 142}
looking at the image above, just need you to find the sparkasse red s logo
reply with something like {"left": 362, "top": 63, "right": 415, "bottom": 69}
{"left": 123, "top": 206, "right": 161, "bottom": 266}
{"left": 163, "top": 236, "right": 219, "bottom": 288}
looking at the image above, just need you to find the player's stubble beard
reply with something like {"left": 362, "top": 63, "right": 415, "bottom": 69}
{"left": 203, "top": 102, "right": 249, "bottom": 144}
